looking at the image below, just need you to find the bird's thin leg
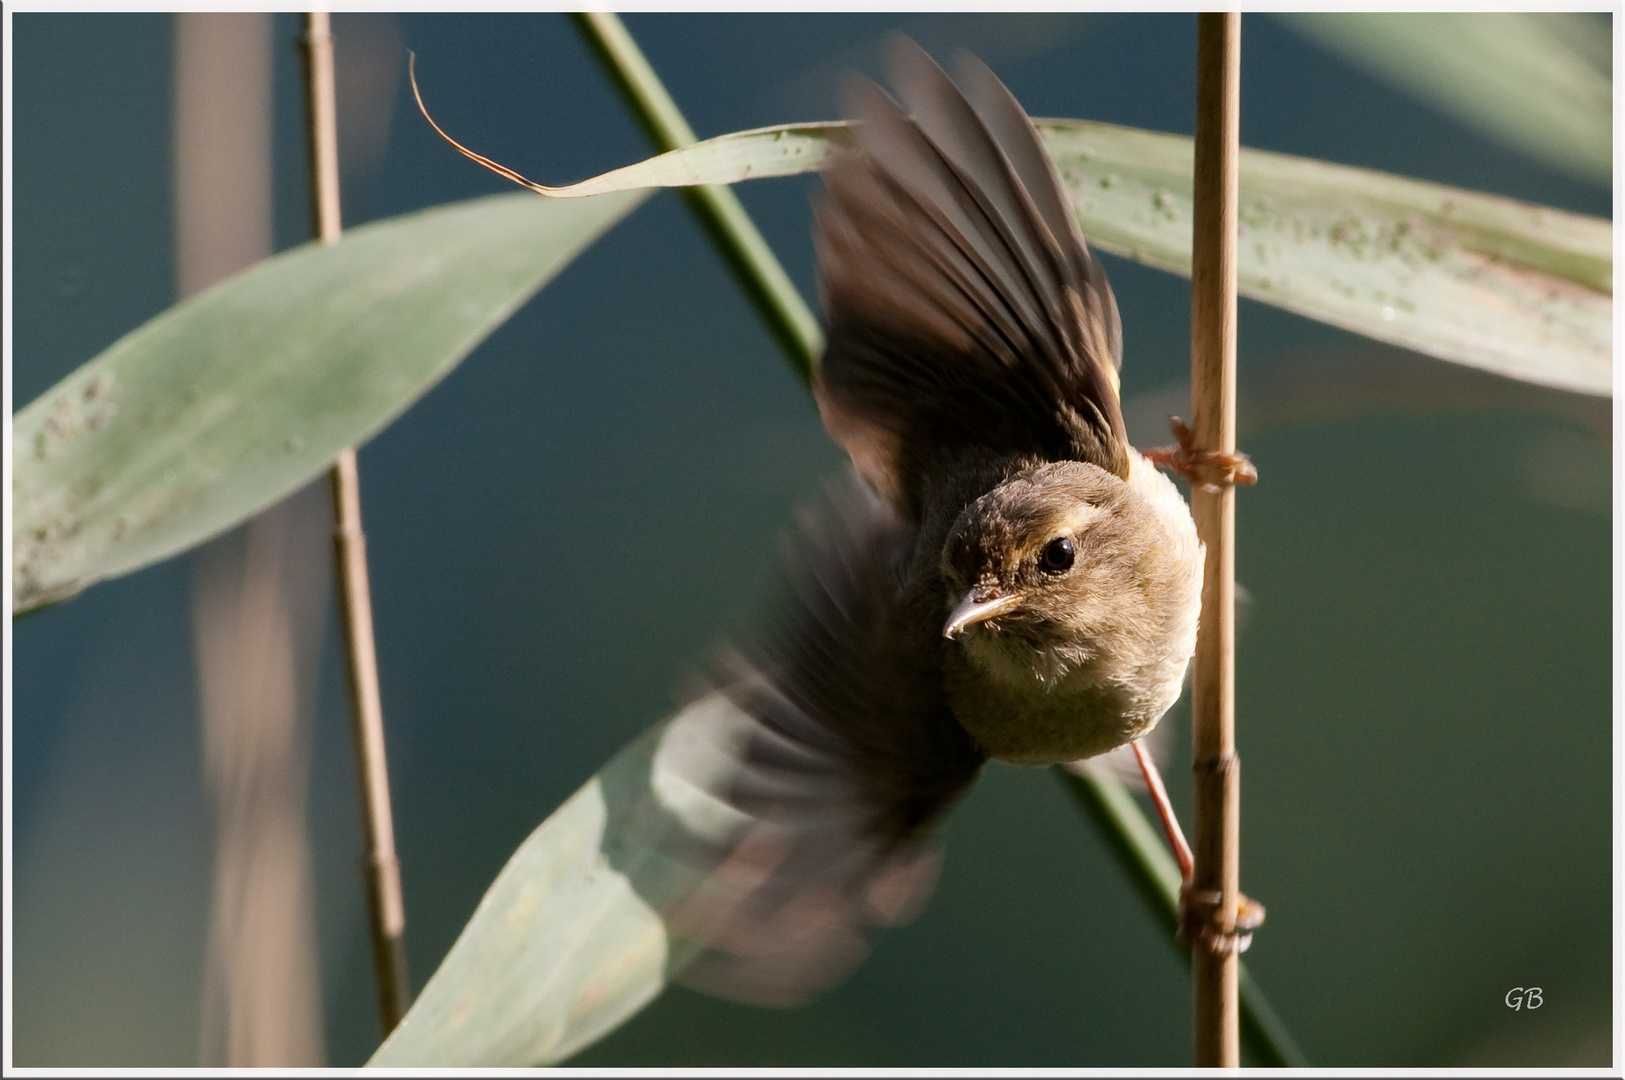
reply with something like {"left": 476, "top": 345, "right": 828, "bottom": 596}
{"left": 1131, "top": 738, "right": 1264, "bottom": 952}
{"left": 1131, "top": 737, "right": 1193, "bottom": 882}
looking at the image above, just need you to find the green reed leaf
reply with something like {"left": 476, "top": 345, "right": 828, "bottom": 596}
{"left": 12, "top": 190, "right": 644, "bottom": 614}
{"left": 498, "top": 118, "right": 1610, "bottom": 397}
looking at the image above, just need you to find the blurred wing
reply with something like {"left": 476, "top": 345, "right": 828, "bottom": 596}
{"left": 648, "top": 474, "right": 983, "bottom": 1006}
{"left": 814, "top": 37, "right": 1131, "bottom": 517}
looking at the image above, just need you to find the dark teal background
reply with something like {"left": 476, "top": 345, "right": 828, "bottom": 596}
{"left": 11, "top": 13, "right": 1612, "bottom": 1067}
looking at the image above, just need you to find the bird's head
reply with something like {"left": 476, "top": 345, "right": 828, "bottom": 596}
{"left": 940, "top": 460, "right": 1174, "bottom": 688}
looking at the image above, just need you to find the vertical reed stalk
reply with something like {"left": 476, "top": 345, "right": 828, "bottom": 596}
{"left": 301, "top": 11, "right": 412, "bottom": 1034}
{"left": 1189, "top": 12, "right": 1243, "bottom": 1067}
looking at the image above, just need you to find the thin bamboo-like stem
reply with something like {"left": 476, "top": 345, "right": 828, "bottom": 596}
{"left": 301, "top": 11, "right": 411, "bottom": 1035}
{"left": 1189, "top": 12, "right": 1243, "bottom": 1068}
{"left": 570, "top": 11, "right": 823, "bottom": 382}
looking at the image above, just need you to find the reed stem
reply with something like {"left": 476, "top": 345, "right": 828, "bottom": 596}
{"left": 1189, "top": 12, "right": 1244, "bottom": 1067}
{"left": 301, "top": 11, "right": 412, "bottom": 1035}
{"left": 570, "top": 11, "right": 823, "bottom": 381}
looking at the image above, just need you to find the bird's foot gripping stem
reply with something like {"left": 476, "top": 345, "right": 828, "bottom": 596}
{"left": 1143, "top": 416, "right": 1257, "bottom": 492}
{"left": 1179, "top": 887, "right": 1266, "bottom": 955}
{"left": 1130, "top": 738, "right": 1264, "bottom": 955}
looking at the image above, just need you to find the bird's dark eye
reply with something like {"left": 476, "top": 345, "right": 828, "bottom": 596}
{"left": 1039, "top": 536, "right": 1075, "bottom": 574}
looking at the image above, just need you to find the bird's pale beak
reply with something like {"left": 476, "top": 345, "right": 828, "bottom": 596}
{"left": 943, "top": 588, "right": 1020, "bottom": 639}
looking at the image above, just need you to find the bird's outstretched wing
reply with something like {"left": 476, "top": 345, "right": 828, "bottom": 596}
{"left": 815, "top": 38, "right": 1131, "bottom": 517}
{"left": 641, "top": 474, "right": 982, "bottom": 1006}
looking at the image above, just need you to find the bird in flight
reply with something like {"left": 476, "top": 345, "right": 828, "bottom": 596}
{"left": 415, "top": 35, "right": 1250, "bottom": 1009}
{"left": 650, "top": 40, "right": 1215, "bottom": 1006}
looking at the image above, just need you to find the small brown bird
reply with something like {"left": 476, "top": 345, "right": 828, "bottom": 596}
{"left": 642, "top": 40, "right": 1206, "bottom": 1006}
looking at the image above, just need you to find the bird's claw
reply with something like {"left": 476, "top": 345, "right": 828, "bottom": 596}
{"left": 1178, "top": 886, "right": 1265, "bottom": 955}
{"left": 1144, "top": 416, "right": 1258, "bottom": 492}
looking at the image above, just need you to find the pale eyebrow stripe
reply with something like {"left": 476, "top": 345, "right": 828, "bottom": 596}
{"left": 1049, "top": 501, "right": 1106, "bottom": 539}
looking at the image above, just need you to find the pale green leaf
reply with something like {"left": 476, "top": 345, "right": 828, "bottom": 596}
{"left": 368, "top": 698, "right": 733, "bottom": 1067}
{"left": 504, "top": 119, "right": 1611, "bottom": 397}
{"left": 1042, "top": 121, "right": 1610, "bottom": 396}
{"left": 368, "top": 725, "right": 672, "bottom": 1068}
{"left": 512, "top": 121, "right": 851, "bottom": 198}
{"left": 12, "top": 190, "right": 645, "bottom": 614}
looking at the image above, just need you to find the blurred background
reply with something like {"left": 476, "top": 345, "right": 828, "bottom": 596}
{"left": 11, "top": 12, "right": 1612, "bottom": 1068}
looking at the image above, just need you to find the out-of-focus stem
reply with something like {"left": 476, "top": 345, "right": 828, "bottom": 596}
{"left": 182, "top": 13, "right": 328, "bottom": 1065}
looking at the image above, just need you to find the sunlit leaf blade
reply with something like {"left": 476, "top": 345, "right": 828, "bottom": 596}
{"left": 471, "top": 120, "right": 851, "bottom": 199}
{"left": 510, "top": 119, "right": 1611, "bottom": 397}
{"left": 372, "top": 680, "right": 954, "bottom": 1066}
{"left": 369, "top": 727, "right": 668, "bottom": 1067}
{"left": 11, "top": 190, "right": 644, "bottom": 614}
{"left": 1041, "top": 120, "right": 1611, "bottom": 397}
{"left": 368, "top": 710, "right": 714, "bottom": 1067}
{"left": 503, "top": 120, "right": 845, "bottom": 196}
{"left": 1277, "top": 13, "right": 1611, "bottom": 186}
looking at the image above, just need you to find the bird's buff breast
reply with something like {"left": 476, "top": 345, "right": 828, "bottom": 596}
{"left": 945, "top": 642, "right": 1177, "bottom": 765}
